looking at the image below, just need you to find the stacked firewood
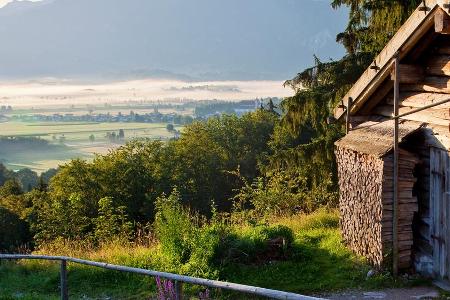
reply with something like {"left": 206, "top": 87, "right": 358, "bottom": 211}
{"left": 336, "top": 147, "right": 385, "bottom": 267}
{"left": 382, "top": 150, "right": 419, "bottom": 269}
{"left": 336, "top": 146, "right": 419, "bottom": 269}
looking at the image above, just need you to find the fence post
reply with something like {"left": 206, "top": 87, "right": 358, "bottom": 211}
{"left": 174, "top": 280, "right": 183, "bottom": 300}
{"left": 60, "top": 259, "right": 68, "bottom": 300}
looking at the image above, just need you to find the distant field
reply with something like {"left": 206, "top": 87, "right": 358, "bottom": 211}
{"left": 0, "top": 121, "right": 176, "bottom": 139}
{"left": 0, "top": 121, "right": 180, "bottom": 173}
{"left": 8, "top": 106, "right": 194, "bottom": 117}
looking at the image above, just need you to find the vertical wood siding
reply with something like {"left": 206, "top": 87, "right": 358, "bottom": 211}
{"left": 430, "top": 147, "right": 450, "bottom": 279}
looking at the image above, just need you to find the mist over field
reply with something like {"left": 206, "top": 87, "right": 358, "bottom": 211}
{"left": 0, "top": 79, "right": 292, "bottom": 108}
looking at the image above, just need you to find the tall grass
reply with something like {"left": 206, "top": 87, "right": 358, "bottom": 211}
{"left": 0, "top": 209, "right": 417, "bottom": 299}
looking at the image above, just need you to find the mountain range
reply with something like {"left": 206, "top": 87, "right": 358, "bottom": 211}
{"left": 0, "top": 0, "right": 348, "bottom": 81}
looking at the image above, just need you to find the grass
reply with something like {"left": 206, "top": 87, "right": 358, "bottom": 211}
{"left": 0, "top": 209, "right": 428, "bottom": 299}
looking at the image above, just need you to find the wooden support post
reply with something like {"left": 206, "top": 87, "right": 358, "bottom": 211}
{"left": 60, "top": 259, "right": 68, "bottom": 300}
{"left": 393, "top": 55, "right": 400, "bottom": 277}
{"left": 174, "top": 280, "right": 183, "bottom": 300}
{"left": 346, "top": 97, "right": 353, "bottom": 134}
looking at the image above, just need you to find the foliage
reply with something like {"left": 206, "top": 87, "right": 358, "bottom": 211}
{"left": 0, "top": 206, "right": 30, "bottom": 252}
{"left": 331, "top": 0, "right": 422, "bottom": 56}
{"left": 34, "top": 193, "right": 93, "bottom": 243}
{"left": 94, "top": 197, "right": 132, "bottom": 243}
{"left": 153, "top": 190, "right": 296, "bottom": 279}
{"left": 40, "top": 168, "right": 58, "bottom": 186}
{"left": 166, "top": 123, "right": 175, "bottom": 132}
{"left": 15, "top": 168, "right": 39, "bottom": 192}
{"left": 0, "top": 163, "right": 14, "bottom": 186}
{"left": 167, "top": 111, "right": 277, "bottom": 213}
{"left": 154, "top": 190, "right": 198, "bottom": 266}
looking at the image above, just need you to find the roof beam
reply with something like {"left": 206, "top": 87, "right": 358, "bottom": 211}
{"left": 335, "top": 1, "right": 444, "bottom": 120}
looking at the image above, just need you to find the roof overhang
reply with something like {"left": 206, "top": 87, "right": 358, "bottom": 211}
{"left": 334, "top": 1, "right": 450, "bottom": 120}
{"left": 335, "top": 121, "right": 425, "bottom": 157}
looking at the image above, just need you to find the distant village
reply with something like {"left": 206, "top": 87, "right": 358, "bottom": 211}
{"left": 1, "top": 99, "right": 278, "bottom": 124}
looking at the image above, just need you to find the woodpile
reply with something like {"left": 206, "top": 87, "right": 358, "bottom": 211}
{"left": 381, "top": 150, "right": 419, "bottom": 269}
{"left": 335, "top": 145, "right": 418, "bottom": 269}
{"left": 336, "top": 147, "right": 385, "bottom": 267}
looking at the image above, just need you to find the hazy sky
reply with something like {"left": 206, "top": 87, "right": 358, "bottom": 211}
{"left": 0, "top": 0, "right": 40, "bottom": 8}
{"left": 0, "top": 0, "right": 348, "bottom": 81}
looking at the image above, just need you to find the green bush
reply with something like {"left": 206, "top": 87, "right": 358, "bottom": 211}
{"left": 154, "top": 190, "right": 197, "bottom": 265}
{"left": 154, "top": 192, "right": 295, "bottom": 278}
{"left": 94, "top": 197, "right": 132, "bottom": 243}
{"left": 0, "top": 206, "right": 31, "bottom": 251}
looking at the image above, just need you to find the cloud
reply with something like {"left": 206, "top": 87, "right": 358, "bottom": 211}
{"left": 0, "top": 0, "right": 41, "bottom": 9}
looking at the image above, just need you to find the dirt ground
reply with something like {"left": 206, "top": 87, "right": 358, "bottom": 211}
{"left": 324, "top": 287, "right": 442, "bottom": 300}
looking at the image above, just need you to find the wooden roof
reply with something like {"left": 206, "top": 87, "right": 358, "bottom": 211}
{"left": 335, "top": 121, "right": 424, "bottom": 157}
{"left": 334, "top": 0, "right": 450, "bottom": 120}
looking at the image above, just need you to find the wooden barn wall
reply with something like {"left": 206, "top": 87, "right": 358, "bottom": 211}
{"left": 335, "top": 147, "right": 384, "bottom": 267}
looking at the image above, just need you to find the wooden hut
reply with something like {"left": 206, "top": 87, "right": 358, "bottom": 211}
{"left": 334, "top": 1, "right": 450, "bottom": 279}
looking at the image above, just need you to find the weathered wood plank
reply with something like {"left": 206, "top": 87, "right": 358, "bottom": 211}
{"left": 391, "top": 64, "right": 424, "bottom": 83}
{"left": 373, "top": 104, "right": 450, "bottom": 126}
{"left": 402, "top": 76, "right": 450, "bottom": 94}
{"left": 386, "top": 92, "right": 450, "bottom": 109}
{"left": 426, "top": 55, "right": 450, "bottom": 75}
{"left": 435, "top": 8, "right": 450, "bottom": 34}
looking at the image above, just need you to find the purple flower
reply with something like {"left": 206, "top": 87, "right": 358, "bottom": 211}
{"left": 155, "top": 276, "right": 177, "bottom": 300}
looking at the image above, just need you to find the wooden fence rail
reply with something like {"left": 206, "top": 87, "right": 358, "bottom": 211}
{"left": 0, "top": 254, "right": 324, "bottom": 300}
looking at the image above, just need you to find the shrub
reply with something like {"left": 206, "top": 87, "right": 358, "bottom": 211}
{"left": 0, "top": 206, "right": 30, "bottom": 252}
{"left": 94, "top": 197, "right": 132, "bottom": 243}
{"left": 154, "top": 189, "right": 296, "bottom": 278}
{"left": 34, "top": 193, "right": 92, "bottom": 244}
{"left": 154, "top": 190, "right": 197, "bottom": 265}
{"left": 180, "top": 224, "right": 224, "bottom": 278}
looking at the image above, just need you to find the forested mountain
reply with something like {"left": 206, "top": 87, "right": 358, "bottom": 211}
{"left": 0, "top": 0, "right": 347, "bottom": 80}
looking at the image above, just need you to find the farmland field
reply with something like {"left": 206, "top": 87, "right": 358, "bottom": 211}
{"left": 0, "top": 121, "right": 178, "bottom": 140}
{"left": 0, "top": 121, "right": 181, "bottom": 173}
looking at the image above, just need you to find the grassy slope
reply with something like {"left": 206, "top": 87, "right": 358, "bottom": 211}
{"left": 0, "top": 210, "right": 425, "bottom": 299}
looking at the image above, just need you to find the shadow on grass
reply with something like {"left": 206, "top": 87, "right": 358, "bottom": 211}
{"left": 219, "top": 229, "right": 417, "bottom": 297}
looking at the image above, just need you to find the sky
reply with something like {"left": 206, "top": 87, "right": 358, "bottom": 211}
{"left": 0, "top": 0, "right": 348, "bottom": 81}
{"left": 0, "top": 0, "right": 40, "bottom": 8}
